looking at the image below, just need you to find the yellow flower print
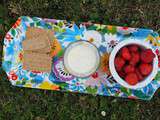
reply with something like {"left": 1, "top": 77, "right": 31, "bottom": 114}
{"left": 24, "top": 83, "right": 32, "bottom": 88}
{"left": 146, "top": 34, "right": 160, "bottom": 46}
{"left": 38, "top": 81, "right": 60, "bottom": 90}
{"left": 75, "top": 35, "right": 81, "bottom": 40}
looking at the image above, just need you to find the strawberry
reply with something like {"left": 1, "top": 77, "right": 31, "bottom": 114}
{"left": 129, "top": 45, "right": 139, "bottom": 52}
{"left": 139, "top": 63, "right": 152, "bottom": 76}
{"left": 118, "top": 71, "right": 126, "bottom": 78}
{"left": 124, "top": 65, "right": 135, "bottom": 73}
{"left": 125, "top": 73, "right": 138, "bottom": 85}
{"left": 121, "top": 47, "right": 131, "bottom": 60}
{"left": 135, "top": 68, "right": 143, "bottom": 81}
{"left": 141, "top": 49, "right": 155, "bottom": 63}
{"left": 130, "top": 52, "right": 140, "bottom": 65}
{"left": 114, "top": 57, "right": 125, "bottom": 71}
{"left": 116, "top": 66, "right": 121, "bottom": 72}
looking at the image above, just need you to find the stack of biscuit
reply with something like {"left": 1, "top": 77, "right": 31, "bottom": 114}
{"left": 22, "top": 27, "right": 54, "bottom": 72}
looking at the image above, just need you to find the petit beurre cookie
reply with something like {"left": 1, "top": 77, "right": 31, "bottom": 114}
{"left": 22, "top": 27, "right": 54, "bottom": 72}
{"left": 22, "top": 52, "right": 52, "bottom": 72}
{"left": 22, "top": 27, "right": 53, "bottom": 51}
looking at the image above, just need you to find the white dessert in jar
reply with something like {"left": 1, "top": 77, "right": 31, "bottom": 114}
{"left": 63, "top": 41, "right": 100, "bottom": 77}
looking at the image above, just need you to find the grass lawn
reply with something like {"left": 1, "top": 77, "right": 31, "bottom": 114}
{"left": 0, "top": 0, "right": 160, "bottom": 119}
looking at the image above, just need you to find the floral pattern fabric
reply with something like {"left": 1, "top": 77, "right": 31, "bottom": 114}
{"left": 2, "top": 16, "right": 160, "bottom": 100}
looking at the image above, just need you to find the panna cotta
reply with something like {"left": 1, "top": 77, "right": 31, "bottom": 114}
{"left": 63, "top": 41, "right": 100, "bottom": 77}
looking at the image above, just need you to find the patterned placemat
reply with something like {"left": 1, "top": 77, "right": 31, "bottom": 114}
{"left": 2, "top": 16, "right": 160, "bottom": 100}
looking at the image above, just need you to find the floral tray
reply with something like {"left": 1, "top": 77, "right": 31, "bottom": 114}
{"left": 2, "top": 16, "right": 160, "bottom": 100}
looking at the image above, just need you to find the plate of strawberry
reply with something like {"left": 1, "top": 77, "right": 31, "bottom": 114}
{"left": 109, "top": 40, "right": 158, "bottom": 89}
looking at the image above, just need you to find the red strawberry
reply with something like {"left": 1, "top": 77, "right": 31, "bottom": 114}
{"left": 124, "top": 65, "right": 135, "bottom": 73}
{"left": 135, "top": 68, "right": 143, "bottom": 81}
{"left": 114, "top": 57, "right": 125, "bottom": 71}
{"left": 125, "top": 73, "right": 138, "bottom": 85}
{"left": 130, "top": 52, "right": 140, "bottom": 65}
{"left": 139, "top": 63, "right": 152, "bottom": 76}
{"left": 121, "top": 47, "right": 131, "bottom": 60}
{"left": 141, "top": 49, "right": 155, "bottom": 63}
{"left": 129, "top": 45, "right": 139, "bottom": 52}
{"left": 118, "top": 71, "right": 126, "bottom": 78}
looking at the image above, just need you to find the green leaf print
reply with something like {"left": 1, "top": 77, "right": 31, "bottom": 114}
{"left": 52, "top": 23, "right": 65, "bottom": 33}
{"left": 16, "top": 81, "right": 22, "bottom": 85}
{"left": 32, "top": 17, "right": 41, "bottom": 22}
{"left": 30, "top": 23, "right": 35, "bottom": 27}
{"left": 53, "top": 26, "right": 60, "bottom": 32}
{"left": 115, "top": 92, "right": 120, "bottom": 97}
{"left": 86, "top": 86, "right": 98, "bottom": 94}
{"left": 154, "top": 71, "right": 160, "bottom": 81}
{"left": 16, "top": 78, "right": 27, "bottom": 85}
{"left": 11, "top": 28, "right": 16, "bottom": 36}
{"left": 107, "top": 26, "right": 117, "bottom": 34}
{"left": 57, "top": 21, "right": 64, "bottom": 27}
{"left": 61, "top": 29, "right": 66, "bottom": 33}
{"left": 101, "top": 28, "right": 108, "bottom": 34}
{"left": 31, "top": 79, "right": 35, "bottom": 83}
{"left": 133, "top": 90, "right": 151, "bottom": 100}
{"left": 57, "top": 49, "right": 64, "bottom": 57}
{"left": 54, "top": 82, "right": 68, "bottom": 90}
{"left": 22, "top": 80, "right": 27, "bottom": 85}
{"left": 120, "top": 87, "right": 132, "bottom": 96}
{"left": 36, "top": 22, "right": 41, "bottom": 27}
{"left": 45, "top": 23, "right": 52, "bottom": 29}
{"left": 87, "top": 25, "right": 97, "bottom": 30}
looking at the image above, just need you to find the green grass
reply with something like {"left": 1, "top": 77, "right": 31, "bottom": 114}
{"left": 0, "top": 0, "right": 160, "bottom": 119}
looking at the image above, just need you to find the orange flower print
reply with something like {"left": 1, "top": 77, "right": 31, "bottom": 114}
{"left": 107, "top": 25, "right": 113, "bottom": 31}
{"left": 12, "top": 18, "right": 21, "bottom": 29}
{"left": 100, "top": 53, "right": 111, "bottom": 75}
{"left": 51, "top": 85, "right": 60, "bottom": 90}
{"left": 50, "top": 38, "right": 62, "bottom": 57}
